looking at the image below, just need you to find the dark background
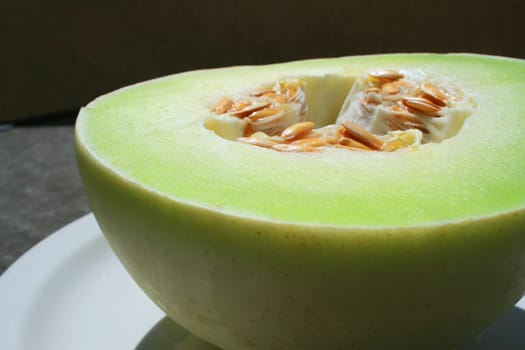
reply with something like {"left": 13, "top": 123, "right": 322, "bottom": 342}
{"left": 1, "top": 0, "right": 525, "bottom": 123}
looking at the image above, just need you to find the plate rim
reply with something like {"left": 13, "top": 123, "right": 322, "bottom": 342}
{"left": 0, "top": 214, "right": 102, "bottom": 349}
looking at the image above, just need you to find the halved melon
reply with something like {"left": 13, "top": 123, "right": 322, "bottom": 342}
{"left": 76, "top": 53, "right": 525, "bottom": 350}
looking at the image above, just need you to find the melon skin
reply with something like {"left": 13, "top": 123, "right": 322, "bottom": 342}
{"left": 76, "top": 152, "right": 525, "bottom": 350}
{"left": 76, "top": 54, "right": 525, "bottom": 350}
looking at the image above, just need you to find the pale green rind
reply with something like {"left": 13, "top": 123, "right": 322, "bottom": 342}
{"left": 76, "top": 53, "right": 525, "bottom": 227}
{"left": 76, "top": 139, "right": 525, "bottom": 349}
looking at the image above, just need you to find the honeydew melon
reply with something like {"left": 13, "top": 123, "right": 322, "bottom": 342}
{"left": 75, "top": 53, "right": 525, "bottom": 350}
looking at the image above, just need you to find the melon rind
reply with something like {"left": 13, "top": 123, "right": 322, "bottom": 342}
{"left": 75, "top": 53, "right": 525, "bottom": 350}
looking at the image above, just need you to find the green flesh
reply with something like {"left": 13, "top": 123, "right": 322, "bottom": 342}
{"left": 76, "top": 54, "right": 525, "bottom": 227}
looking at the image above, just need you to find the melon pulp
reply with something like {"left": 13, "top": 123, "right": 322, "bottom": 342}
{"left": 75, "top": 54, "right": 525, "bottom": 350}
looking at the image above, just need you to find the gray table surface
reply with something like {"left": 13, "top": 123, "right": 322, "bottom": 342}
{"left": 0, "top": 117, "right": 91, "bottom": 275}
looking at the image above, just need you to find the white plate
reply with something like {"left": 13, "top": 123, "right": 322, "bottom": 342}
{"left": 1, "top": 214, "right": 524, "bottom": 350}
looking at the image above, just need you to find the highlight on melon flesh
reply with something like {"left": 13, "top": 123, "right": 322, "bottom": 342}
{"left": 75, "top": 54, "right": 525, "bottom": 350}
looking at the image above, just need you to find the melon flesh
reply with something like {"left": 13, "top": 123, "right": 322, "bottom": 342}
{"left": 75, "top": 54, "right": 525, "bottom": 350}
{"left": 77, "top": 54, "right": 525, "bottom": 227}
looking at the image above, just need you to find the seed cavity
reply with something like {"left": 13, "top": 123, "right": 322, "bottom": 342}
{"left": 207, "top": 69, "right": 475, "bottom": 153}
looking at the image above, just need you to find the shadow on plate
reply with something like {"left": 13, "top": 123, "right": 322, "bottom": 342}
{"left": 461, "top": 306, "right": 525, "bottom": 350}
{"left": 135, "top": 316, "right": 219, "bottom": 350}
{"left": 135, "top": 306, "right": 525, "bottom": 350}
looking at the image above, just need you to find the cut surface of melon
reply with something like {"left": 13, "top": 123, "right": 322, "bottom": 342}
{"left": 76, "top": 53, "right": 525, "bottom": 227}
